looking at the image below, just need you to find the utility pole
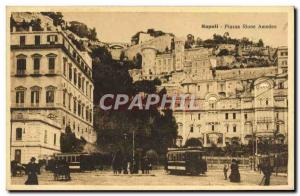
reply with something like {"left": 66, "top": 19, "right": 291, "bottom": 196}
{"left": 252, "top": 125, "right": 256, "bottom": 171}
{"left": 132, "top": 130, "right": 135, "bottom": 162}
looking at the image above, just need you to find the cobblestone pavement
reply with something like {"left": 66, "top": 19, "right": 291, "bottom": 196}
{"left": 11, "top": 169, "right": 287, "bottom": 187}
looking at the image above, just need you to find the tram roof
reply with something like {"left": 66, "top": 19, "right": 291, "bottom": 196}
{"left": 167, "top": 147, "right": 204, "bottom": 152}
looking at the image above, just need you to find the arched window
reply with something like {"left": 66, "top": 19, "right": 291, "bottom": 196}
{"left": 46, "top": 53, "right": 57, "bottom": 74}
{"left": 30, "top": 86, "right": 41, "bottom": 106}
{"left": 15, "top": 86, "right": 26, "bottom": 106}
{"left": 31, "top": 54, "right": 42, "bottom": 74}
{"left": 16, "top": 54, "right": 27, "bottom": 75}
{"left": 45, "top": 86, "right": 56, "bottom": 106}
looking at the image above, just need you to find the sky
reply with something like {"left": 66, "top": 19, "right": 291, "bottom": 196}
{"left": 63, "top": 12, "right": 288, "bottom": 47}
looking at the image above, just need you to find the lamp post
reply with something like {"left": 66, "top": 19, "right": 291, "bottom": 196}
{"left": 252, "top": 125, "right": 257, "bottom": 171}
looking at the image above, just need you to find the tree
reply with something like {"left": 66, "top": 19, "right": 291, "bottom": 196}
{"left": 92, "top": 46, "right": 178, "bottom": 156}
{"left": 60, "top": 125, "right": 84, "bottom": 153}
{"left": 185, "top": 34, "right": 195, "bottom": 48}
{"left": 184, "top": 138, "right": 202, "bottom": 147}
{"left": 257, "top": 39, "right": 264, "bottom": 47}
{"left": 41, "top": 12, "right": 64, "bottom": 26}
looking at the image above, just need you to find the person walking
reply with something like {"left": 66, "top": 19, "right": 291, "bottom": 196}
{"left": 261, "top": 160, "right": 272, "bottom": 185}
{"left": 223, "top": 164, "right": 229, "bottom": 180}
{"left": 229, "top": 159, "right": 241, "bottom": 183}
{"left": 25, "top": 157, "right": 39, "bottom": 185}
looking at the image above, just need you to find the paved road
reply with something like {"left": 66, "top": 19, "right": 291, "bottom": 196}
{"left": 11, "top": 169, "right": 287, "bottom": 187}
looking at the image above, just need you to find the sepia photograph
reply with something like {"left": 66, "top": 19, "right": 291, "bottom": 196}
{"left": 6, "top": 6, "right": 295, "bottom": 191}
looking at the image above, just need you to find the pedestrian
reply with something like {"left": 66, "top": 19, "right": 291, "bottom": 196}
{"left": 261, "top": 160, "right": 272, "bottom": 185}
{"left": 223, "top": 164, "right": 228, "bottom": 180}
{"left": 25, "top": 157, "right": 39, "bottom": 185}
{"left": 112, "top": 153, "right": 118, "bottom": 174}
{"left": 229, "top": 159, "right": 240, "bottom": 183}
{"left": 141, "top": 156, "right": 145, "bottom": 174}
{"left": 144, "top": 157, "right": 150, "bottom": 174}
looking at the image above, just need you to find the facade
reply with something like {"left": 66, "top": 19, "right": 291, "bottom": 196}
{"left": 10, "top": 25, "right": 96, "bottom": 163}
{"left": 129, "top": 37, "right": 288, "bottom": 147}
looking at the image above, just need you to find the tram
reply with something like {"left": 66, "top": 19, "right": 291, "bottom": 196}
{"left": 51, "top": 153, "right": 107, "bottom": 172}
{"left": 166, "top": 147, "right": 207, "bottom": 175}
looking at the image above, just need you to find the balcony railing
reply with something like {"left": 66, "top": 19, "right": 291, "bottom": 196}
{"left": 46, "top": 102, "right": 55, "bottom": 107}
{"left": 33, "top": 69, "right": 40, "bottom": 75}
{"left": 48, "top": 69, "right": 55, "bottom": 74}
{"left": 16, "top": 70, "right": 26, "bottom": 76}
{"left": 31, "top": 103, "right": 39, "bottom": 107}
{"left": 15, "top": 103, "right": 25, "bottom": 108}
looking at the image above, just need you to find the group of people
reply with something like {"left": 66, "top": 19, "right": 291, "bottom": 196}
{"left": 223, "top": 158, "right": 273, "bottom": 185}
{"left": 111, "top": 151, "right": 152, "bottom": 175}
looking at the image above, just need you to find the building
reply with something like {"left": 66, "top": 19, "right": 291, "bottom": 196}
{"left": 10, "top": 23, "right": 96, "bottom": 163}
{"left": 129, "top": 37, "right": 288, "bottom": 147}
{"left": 274, "top": 46, "right": 288, "bottom": 74}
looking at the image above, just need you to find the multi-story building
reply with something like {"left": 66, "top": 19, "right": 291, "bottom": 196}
{"left": 274, "top": 46, "right": 288, "bottom": 74}
{"left": 129, "top": 37, "right": 288, "bottom": 147}
{"left": 10, "top": 24, "right": 96, "bottom": 163}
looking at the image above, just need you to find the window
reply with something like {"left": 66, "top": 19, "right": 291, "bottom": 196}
{"left": 278, "top": 82, "right": 284, "bottom": 89}
{"left": 34, "top": 35, "right": 40, "bottom": 45}
{"left": 198, "top": 85, "right": 200, "bottom": 91}
{"left": 266, "top": 99, "right": 269, "bottom": 106}
{"left": 276, "top": 124, "right": 280, "bottom": 132}
{"left": 47, "top": 35, "right": 58, "bottom": 44}
{"left": 63, "top": 58, "right": 67, "bottom": 76}
{"left": 16, "top": 128, "right": 22, "bottom": 140}
{"left": 244, "top": 113, "right": 248, "bottom": 120}
{"left": 48, "top": 57, "right": 55, "bottom": 73}
{"left": 190, "top": 126, "right": 194, "bottom": 133}
{"left": 20, "top": 36, "right": 25, "bottom": 46}
{"left": 44, "top": 130, "right": 47, "bottom": 144}
{"left": 68, "top": 94, "right": 71, "bottom": 110}
{"left": 15, "top": 149, "right": 21, "bottom": 163}
{"left": 86, "top": 107, "right": 89, "bottom": 121}
{"left": 31, "top": 90, "right": 40, "bottom": 105}
{"left": 46, "top": 90, "right": 54, "bottom": 104}
{"left": 78, "top": 102, "right": 81, "bottom": 116}
{"left": 69, "top": 65, "right": 73, "bottom": 80}
{"left": 63, "top": 91, "right": 66, "bottom": 107}
{"left": 78, "top": 75, "right": 81, "bottom": 89}
{"left": 212, "top": 125, "right": 215, "bottom": 131}
{"left": 233, "top": 113, "right": 236, "bottom": 119}
{"left": 16, "top": 91, "right": 25, "bottom": 104}
{"left": 233, "top": 125, "right": 236, "bottom": 132}
{"left": 17, "top": 58, "right": 26, "bottom": 75}
{"left": 73, "top": 99, "right": 77, "bottom": 114}
{"left": 33, "top": 58, "right": 40, "bottom": 74}
{"left": 74, "top": 69, "right": 77, "bottom": 85}
{"left": 198, "top": 113, "right": 201, "bottom": 120}
{"left": 54, "top": 134, "right": 57, "bottom": 145}
{"left": 225, "top": 113, "right": 228, "bottom": 120}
